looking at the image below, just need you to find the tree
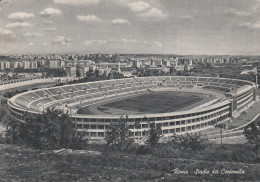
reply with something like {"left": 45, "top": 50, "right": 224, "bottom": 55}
{"left": 142, "top": 116, "right": 151, "bottom": 136}
{"left": 105, "top": 116, "right": 131, "bottom": 150}
{"left": 1, "top": 103, "right": 21, "bottom": 144}
{"left": 134, "top": 119, "right": 141, "bottom": 143}
{"left": 146, "top": 122, "right": 162, "bottom": 146}
{"left": 243, "top": 120, "right": 260, "bottom": 157}
{"left": 170, "top": 133, "right": 208, "bottom": 152}
{"left": 4, "top": 118, "right": 21, "bottom": 144}
{"left": 44, "top": 69, "right": 66, "bottom": 77}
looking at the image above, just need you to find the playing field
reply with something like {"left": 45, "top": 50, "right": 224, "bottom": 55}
{"left": 77, "top": 91, "right": 212, "bottom": 115}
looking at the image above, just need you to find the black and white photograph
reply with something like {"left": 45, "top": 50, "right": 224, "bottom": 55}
{"left": 0, "top": 0, "right": 260, "bottom": 181}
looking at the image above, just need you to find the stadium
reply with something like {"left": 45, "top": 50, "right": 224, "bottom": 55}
{"left": 8, "top": 76, "right": 257, "bottom": 140}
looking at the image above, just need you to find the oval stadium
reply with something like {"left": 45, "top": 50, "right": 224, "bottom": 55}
{"left": 8, "top": 76, "right": 257, "bottom": 140}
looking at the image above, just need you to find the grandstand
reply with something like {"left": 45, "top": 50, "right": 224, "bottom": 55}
{"left": 8, "top": 76, "right": 257, "bottom": 139}
{"left": 0, "top": 77, "right": 70, "bottom": 94}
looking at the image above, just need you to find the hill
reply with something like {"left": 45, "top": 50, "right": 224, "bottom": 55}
{"left": 0, "top": 143, "right": 260, "bottom": 182}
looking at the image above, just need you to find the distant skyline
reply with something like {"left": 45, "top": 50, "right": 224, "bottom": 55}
{"left": 1, "top": 0, "right": 260, "bottom": 55}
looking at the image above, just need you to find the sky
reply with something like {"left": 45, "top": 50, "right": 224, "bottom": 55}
{"left": 0, "top": 0, "right": 260, "bottom": 55}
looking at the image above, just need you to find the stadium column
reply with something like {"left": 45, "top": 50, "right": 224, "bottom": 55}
{"left": 253, "top": 88, "right": 257, "bottom": 101}
{"left": 230, "top": 99, "right": 236, "bottom": 118}
{"left": 231, "top": 87, "right": 238, "bottom": 117}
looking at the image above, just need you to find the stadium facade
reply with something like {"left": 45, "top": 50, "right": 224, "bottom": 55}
{"left": 8, "top": 76, "right": 257, "bottom": 139}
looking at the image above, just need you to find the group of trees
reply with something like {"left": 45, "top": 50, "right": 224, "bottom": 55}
{"left": 43, "top": 68, "right": 67, "bottom": 77}
{"left": 4, "top": 108, "right": 88, "bottom": 150}
{"left": 68, "top": 70, "right": 124, "bottom": 85}
{"left": 243, "top": 118, "right": 260, "bottom": 158}
{"left": 104, "top": 116, "right": 163, "bottom": 152}
{"left": 104, "top": 116, "right": 209, "bottom": 154}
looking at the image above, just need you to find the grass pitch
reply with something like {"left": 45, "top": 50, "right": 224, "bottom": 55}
{"left": 99, "top": 91, "right": 204, "bottom": 114}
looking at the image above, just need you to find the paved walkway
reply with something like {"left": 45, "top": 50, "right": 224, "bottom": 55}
{"left": 210, "top": 135, "right": 247, "bottom": 144}
{"left": 199, "top": 96, "right": 260, "bottom": 136}
{"left": 229, "top": 100, "right": 260, "bottom": 128}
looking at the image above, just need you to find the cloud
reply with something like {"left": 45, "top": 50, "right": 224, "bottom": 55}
{"left": 77, "top": 15, "right": 101, "bottom": 22}
{"left": 238, "top": 22, "right": 260, "bottom": 29}
{"left": 120, "top": 38, "right": 136, "bottom": 44}
{"left": 84, "top": 39, "right": 106, "bottom": 46}
{"left": 238, "top": 22, "right": 252, "bottom": 28}
{"left": 51, "top": 36, "right": 71, "bottom": 45}
{"left": 139, "top": 8, "right": 167, "bottom": 20}
{"left": 43, "top": 27, "right": 57, "bottom": 32}
{"left": 43, "top": 42, "right": 49, "bottom": 46}
{"left": 29, "top": 42, "right": 34, "bottom": 46}
{"left": 111, "top": 18, "right": 130, "bottom": 25}
{"left": 119, "top": 39, "right": 162, "bottom": 47}
{"left": 54, "top": 0, "right": 100, "bottom": 5}
{"left": 43, "top": 20, "right": 53, "bottom": 24}
{"left": 250, "top": 22, "right": 260, "bottom": 29}
{"left": 6, "top": 22, "right": 32, "bottom": 28}
{"left": 149, "top": 41, "right": 162, "bottom": 47}
{"left": 8, "top": 12, "right": 34, "bottom": 21}
{"left": 179, "top": 15, "right": 194, "bottom": 21}
{"left": 0, "top": 27, "right": 16, "bottom": 37}
{"left": 106, "top": 39, "right": 162, "bottom": 47}
{"left": 125, "top": 1, "right": 167, "bottom": 21}
{"left": 142, "top": 40, "right": 162, "bottom": 47}
{"left": 224, "top": 9, "right": 250, "bottom": 17}
{"left": 128, "top": 1, "right": 150, "bottom": 12}
{"left": 24, "top": 32, "right": 42, "bottom": 37}
{"left": 235, "top": 11, "right": 251, "bottom": 17}
{"left": 40, "top": 8, "right": 62, "bottom": 17}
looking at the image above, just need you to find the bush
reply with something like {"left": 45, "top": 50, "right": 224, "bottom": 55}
{"left": 69, "top": 131, "right": 89, "bottom": 150}
{"left": 170, "top": 133, "right": 208, "bottom": 152}
{"left": 206, "top": 144, "right": 256, "bottom": 163}
{"left": 254, "top": 157, "right": 260, "bottom": 163}
{"left": 135, "top": 145, "right": 151, "bottom": 155}
{"left": 121, "top": 139, "right": 137, "bottom": 153}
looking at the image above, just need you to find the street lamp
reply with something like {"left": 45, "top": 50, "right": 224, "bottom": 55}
{"left": 215, "top": 123, "right": 224, "bottom": 146}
